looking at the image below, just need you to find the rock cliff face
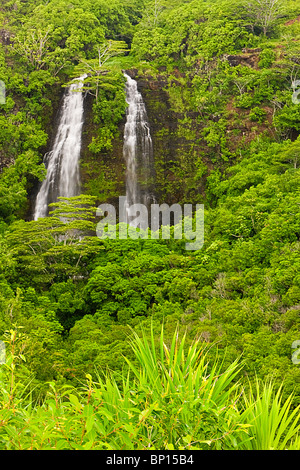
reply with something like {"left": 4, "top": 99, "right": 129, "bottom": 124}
{"left": 134, "top": 69, "right": 208, "bottom": 206}
{"left": 80, "top": 92, "right": 127, "bottom": 209}
{"left": 0, "top": 153, "right": 14, "bottom": 174}
{"left": 225, "top": 48, "right": 262, "bottom": 69}
{"left": 32, "top": 53, "right": 274, "bottom": 214}
{"left": 80, "top": 69, "right": 207, "bottom": 210}
{"left": 132, "top": 69, "right": 198, "bottom": 205}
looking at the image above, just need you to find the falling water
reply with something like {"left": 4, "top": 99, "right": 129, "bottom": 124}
{"left": 123, "top": 72, "right": 155, "bottom": 222}
{"left": 34, "top": 75, "right": 87, "bottom": 220}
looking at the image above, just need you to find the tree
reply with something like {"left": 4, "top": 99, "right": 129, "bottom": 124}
{"left": 12, "top": 27, "right": 53, "bottom": 71}
{"left": 5, "top": 195, "right": 101, "bottom": 288}
{"left": 142, "top": 0, "right": 164, "bottom": 28}
{"left": 242, "top": 0, "right": 284, "bottom": 36}
{"left": 77, "top": 40, "right": 128, "bottom": 102}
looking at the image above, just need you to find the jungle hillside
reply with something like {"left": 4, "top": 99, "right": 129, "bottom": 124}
{"left": 1, "top": 0, "right": 300, "bottom": 451}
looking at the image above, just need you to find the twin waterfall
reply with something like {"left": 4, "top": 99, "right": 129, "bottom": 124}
{"left": 34, "top": 75, "right": 87, "bottom": 220}
{"left": 33, "top": 72, "right": 154, "bottom": 222}
{"left": 123, "top": 72, "right": 155, "bottom": 214}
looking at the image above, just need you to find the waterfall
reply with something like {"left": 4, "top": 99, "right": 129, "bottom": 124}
{"left": 123, "top": 72, "right": 155, "bottom": 222}
{"left": 34, "top": 75, "right": 87, "bottom": 220}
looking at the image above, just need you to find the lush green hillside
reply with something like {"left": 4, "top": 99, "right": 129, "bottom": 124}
{"left": 1, "top": 0, "right": 300, "bottom": 450}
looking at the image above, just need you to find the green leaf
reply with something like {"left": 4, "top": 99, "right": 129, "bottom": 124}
{"left": 86, "top": 415, "right": 94, "bottom": 433}
{"left": 68, "top": 394, "right": 82, "bottom": 410}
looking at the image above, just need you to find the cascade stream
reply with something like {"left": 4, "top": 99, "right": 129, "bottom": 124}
{"left": 123, "top": 72, "right": 155, "bottom": 223}
{"left": 34, "top": 75, "right": 86, "bottom": 220}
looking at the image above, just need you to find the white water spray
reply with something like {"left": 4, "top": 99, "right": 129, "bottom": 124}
{"left": 34, "top": 75, "right": 87, "bottom": 220}
{"left": 123, "top": 73, "right": 155, "bottom": 222}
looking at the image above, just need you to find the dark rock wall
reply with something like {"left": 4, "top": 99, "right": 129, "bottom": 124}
{"left": 80, "top": 92, "right": 127, "bottom": 210}
{"left": 82, "top": 69, "right": 207, "bottom": 210}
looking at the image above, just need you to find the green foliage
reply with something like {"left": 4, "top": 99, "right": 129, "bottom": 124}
{"left": 5, "top": 195, "right": 101, "bottom": 288}
{"left": 273, "top": 92, "right": 300, "bottom": 134}
{"left": 0, "top": 326, "right": 300, "bottom": 450}
{"left": 131, "top": 0, "right": 250, "bottom": 64}
{"left": 249, "top": 106, "right": 267, "bottom": 123}
{"left": 258, "top": 48, "right": 276, "bottom": 68}
{"left": 1, "top": 0, "right": 300, "bottom": 450}
{"left": 240, "top": 381, "right": 300, "bottom": 450}
{"left": 85, "top": 71, "right": 127, "bottom": 152}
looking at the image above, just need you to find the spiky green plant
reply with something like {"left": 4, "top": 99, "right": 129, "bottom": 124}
{"left": 239, "top": 380, "right": 300, "bottom": 450}
{"left": 118, "top": 325, "right": 250, "bottom": 449}
{"left": 1, "top": 325, "right": 300, "bottom": 450}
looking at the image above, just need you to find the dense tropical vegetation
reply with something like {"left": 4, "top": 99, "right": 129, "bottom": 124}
{"left": 1, "top": 0, "right": 300, "bottom": 450}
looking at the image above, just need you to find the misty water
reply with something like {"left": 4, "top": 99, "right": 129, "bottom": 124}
{"left": 123, "top": 73, "right": 155, "bottom": 226}
{"left": 34, "top": 75, "right": 86, "bottom": 220}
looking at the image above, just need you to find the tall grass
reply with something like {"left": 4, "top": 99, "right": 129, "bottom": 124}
{"left": 0, "top": 325, "right": 300, "bottom": 449}
{"left": 122, "top": 326, "right": 248, "bottom": 449}
{"left": 239, "top": 381, "right": 300, "bottom": 450}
